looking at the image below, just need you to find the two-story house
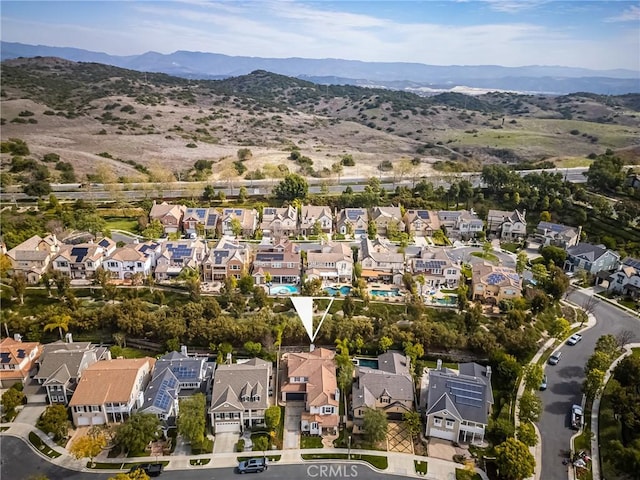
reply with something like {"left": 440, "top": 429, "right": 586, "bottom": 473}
{"left": 52, "top": 238, "right": 116, "bottom": 280}
{"left": 103, "top": 242, "right": 161, "bottom": 282}
{"left": 220, "top": 208, "right": 259, "bottom": 238}
{"left": 564, "top": 243, "right": 620, "bottom": 275}
{"left": 6, "top": 234, "right": 60, "bottom": 284}
{"left": 411, "top": 247, "right": 461, "bottom": 289}
{"left": 359, "top": 238, "right": 405, "bottom": 285}
{"left": 305, "top": 241, "right": 353, "bottom": 284}
{"left": 300, "top": 206, "right": 333, "bottom": 237}
{"left": 437, "top": 210, "right": 484, "bottom": 239}
{"left": 281, "top": 348, "right": 339, "bottom": 436}
{"left": 370, "top": 206, "right": 405, "bottom": 237}
{"left": 260, "top": 206, "right": 298, "bottom": 238}
{"left": 608, "top": 257, "right": 640, "bottom": 298}
{"left": 336, "top": 208, "right": 369, "bottom": 239}
{"left": 403, "top": 210, "right": 440, "bottom": 238}
{"left": 69, "top": 357, "right": 155, "bottom": 426}
{"left": 0, "top": 336, "right": 41, "bottom": 388}
{"left": 152, "top": 350, "right": 209, "bottom": 392}
{"left": 487, "top": 209, "right": 527, "bottom": 241}
{"left": 154, "top": 239, "right": 208, "bottom": 281}
{"left": 472, "top": 263, "right": 522, "bottom": 304}
{"left": 149, "top": 202, "right": 185, "bottom": 234}
{"left": 536, "top": 221, "right": 581, "bottom": 248}
{"left": 202, "top": 239, "right": 251, "bottom": 282}
{"left": 252, "top": 239, "right": 301, "bottom": 285}
{"left": 182, "top": 207, "right": 219, "bottom": 237}
{"left": 424, "top": 361, "right": 493, "bottom": 445}
{"left": 352, "top": 352, "right": 414, "bottom": 433}
{"left": 209, "top": 358, "right": 272, "bottom": 433}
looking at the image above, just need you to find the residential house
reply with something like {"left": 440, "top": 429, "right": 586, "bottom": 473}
{"left": 202, "top": 239, "right": 251, "bottom": 282}
{"left": 260, "top": 206, "right": 298, "bottom": 238}
{"left": 69, "top": 357, "right": 155, "bottom": 426}
{"left": 403, "top": 210, "right": 440, "bottom": 237}
{"left": 487, "top": 209, "right": 527, "bottom": 241}
{"left": 352, "top": 352, "right": 414, "bottom": 433}
{"left": 411, "top": 248, "right": 461, "bottom": 289}
{"left": 359, "top": 238, "right": 405, "bottom": 284}
{"left": 472, "top": 263, "right": 522, "bottom": 304}
{"left": 6, "top": 234, "right": 60, "bottom": 284}
{"left": 564, "top": 243, "right": 620, "bottom": 275}
{"left": 52, "top": 238, "right": 116, "bottom": 280}
{"left": 220, "top": 208, "right": 259, "bottom": 238}
{"left": 437, "top": 210, "right": 484, "bottom": 239}
{"left": 149, "top": 202, "right": 185, "bottom": 234}
{"left": 281, "top": 348, "right": 339, "bottom": 436}
{"left": 252, "top": 239, "right": 301, "bottom": 285}
{"left": 0, "top": 337, "right": 41, "bottom": 388}
{"left": 536, "top": 221, "right": 581, "bottom": 248}
{"left": 182, "top": 207, "right": 219, "bottom": 237}
{"left": 608, "top": 257, "right": 640, "bottom": 298}
{"left": 336, "top": 208, "right": 369, "bottom": 239}
{"left": 300, "top": 205, "right": 333, "bottom": 237}
{"left": 305, "top": 241, "right": 353, "bottom": 284}
{"left": 370, "top": 206, "right": 405, "bottom": 237}
{"left": 103, "top": 242, "right": 161, "bottom": 282}
{"left": 152, "top": 350, "right": 209, "bottom": 392}
{"left": 154, "top": 239, "right": 208, "bottom": 281}
{"left": 424, "top": 361, "right": 493, "bottom": 444}
{"left": 209, "top": 358, "right": 272, "bottom": 433}
{"left": 34, "top": 340, "right": 110, "bottom": 405}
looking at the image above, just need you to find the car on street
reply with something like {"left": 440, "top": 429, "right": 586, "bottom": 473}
{"left": 571, "top": 404, "right": 584, "bottom": 430}
{"left": 567, "top": 333, "right": 583, "bottom": 345}
{"left": 540, "top": 374, "right": 548, "bottom": 390}
{"left": 548, "top": 351, "right": 562, "bottom": 365}
{"left": 237, "top": 457, "right": 268, "bottom": 474}
{"left": 129, "top": 463, "right": 164, "bottom": 477}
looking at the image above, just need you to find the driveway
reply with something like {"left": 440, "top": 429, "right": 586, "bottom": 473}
{"left": 213, "top": 432, "right": 240, "bottom": 454}
{"left": 283, "top": 404, "right": 304, "bottom": 450}
{"left": 386, "top": 421, "right": 413, "bottom": 454}
{"left": 14, "top": 403, "right": 47, "bottom": 426}
{"left": 428, "top": 437, "right": 457, "bottom": 460}
{"left": 450, "top": 246, "right": 516, "bottom": 268}
{"left": 538, "top": 289, "right": 640, "bottom": 480}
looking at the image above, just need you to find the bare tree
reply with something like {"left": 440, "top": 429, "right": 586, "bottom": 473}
{"left": 581, "top": 295, "right": 598, "bottom": 316}
{"left": 616, "top": 329, "right": 636, "bottom": 348}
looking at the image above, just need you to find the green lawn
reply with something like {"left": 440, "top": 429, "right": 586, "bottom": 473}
{"left": 28, "top": 432, "right": 61, "bottom": 458}
{"left": 470, "top": 251, "right": 499, "bottom": 263}
{"left": 189, "top": 458, "right": 210, "bottom": 466}
{"left": 455, "top": 469, "right": 482, "bottom": 480}
{"left": 414, "top": 460, "right": 428, "bottom": 475}
{"left": 300, "top": 435, "right": 323, "bottom": 449}
{"left": 104, "top": 217, "right": 139, "bottom": 233}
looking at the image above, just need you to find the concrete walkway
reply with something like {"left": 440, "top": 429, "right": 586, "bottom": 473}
{"left": 0, "top": 420, "right": 486, "bottom": 479}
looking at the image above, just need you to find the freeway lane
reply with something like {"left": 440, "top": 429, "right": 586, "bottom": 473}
{"left": 538, "top": 289, "right": 640, "bottom": 480}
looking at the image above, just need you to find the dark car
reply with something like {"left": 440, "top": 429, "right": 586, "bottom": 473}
{"left": 237, "top": 457, "right": 268, "bottom": 474}
{"left": 129, "top": 463, "right": 164, "bottom": 477}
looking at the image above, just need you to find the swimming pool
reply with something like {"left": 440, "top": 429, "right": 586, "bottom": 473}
{"left": 356, "top": 358, "right": 379, "bottom": 369}
{"left": 371, "top": 288, "right": 401, "bottom": 297}
{"left": 269, "top": 284, "right": 299, "bottom": 295}
{"left": 435, "top": 295, "right": 457, "bottom": 306}
{"left": 324, "top": 285, "right": 352, "bottom": 296}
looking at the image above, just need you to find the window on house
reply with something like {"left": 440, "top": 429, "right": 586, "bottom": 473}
{"left": 434, "top": 417, "right": 443, "bottom": 427}
{"left": 445, "top": 420, "right": 454, "bottom": 429}
{"left": 322, "top": 406, "right": 333, "bottom": 414}
{"left": 380, "top": 397, "right": 390, "bottom": 404}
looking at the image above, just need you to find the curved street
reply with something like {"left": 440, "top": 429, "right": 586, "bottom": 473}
{"left": 538, "top": 289, "right": 640, "bottom": 480}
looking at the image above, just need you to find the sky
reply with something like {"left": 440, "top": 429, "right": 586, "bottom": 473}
{"left": 1, "top": 1, "right": 639, "bottom": 71}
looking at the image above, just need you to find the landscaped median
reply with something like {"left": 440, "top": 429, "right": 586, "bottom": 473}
{"left": 189, "top": 458, "right": 211, "bottom": 466}
{"left": 414, "top": 459, "right": 428, "bottom": 475}
{"left": 28, "top": 431, "right": 61, "bottom": 458}
{"left": 301, "top": 453, "right": 388, "bottom": 470}
{"left": 87, "top": 460, "right": 170, "bottom": 470}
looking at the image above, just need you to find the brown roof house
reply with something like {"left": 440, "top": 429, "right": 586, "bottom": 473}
{"left": 403, "top": 210, "right": 440, "bottom": 237}
{"left": 359, "top": 238, "right": 405, "bottom": 284}
{"left": 202, "top": 238, "right": 250, "bottom": 282}
{"left": 487, "top": 209, "right": 527, "bottom": 241}
{"left": 336, "top": 208, "right": 369, "bottom": 239}
{"left": 6, "top": 234, "right": 60, "bottom": 284}
{"left": 260, "top": 206, "right": 299, "bottom": 238}
{"left": 252, "top": 238, "right": 301, "bottom": 286}
{"left": 300, "top": 205, "right": 333, "bottom": 237}
{"left": 69, "top": 357, "right": 155, "bottom": 426}
{"left": 51, "top": 239, "right": 115, "bottom": 280}
{"left": 371, "top": 206, "right": 405, "bottom": 237}
{"left": 220, "top": 208, "right": 259, "bottom": 238}
{"left": 305, "top": 241, "right": 353, "bottom": 284}
{"left": 472, "top": 263, "right": 522, "bottom": 305}
{"left": 149, "top": 201, "right": 185, "bottom": 234}
{"left": 0, "top": 336, "right": 42, "bottom": 388}
{"left": 281, "top": 348, "right": 339, "bottom": 436}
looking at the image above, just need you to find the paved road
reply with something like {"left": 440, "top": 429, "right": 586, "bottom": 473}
{"left": 0, "top": 436, "right": 394, "bottom": 480}
{"left": 538, "top": 289, "right": 640, "bottom": 480}
{"left": 450, "top": 246, "right": 516, "bottom": 269}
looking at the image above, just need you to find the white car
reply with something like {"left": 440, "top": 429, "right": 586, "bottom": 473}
{"left": 567, "top": 334, "right": 583, "bottom": 346}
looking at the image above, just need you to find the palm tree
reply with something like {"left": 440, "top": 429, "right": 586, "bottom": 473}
{"left": 44, "top": 313, "right": 71, "bottom": 340}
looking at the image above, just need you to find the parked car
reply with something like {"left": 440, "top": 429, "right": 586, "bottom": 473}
{"left": 571, "top": 404, "right": 584, "bottom": 430}
{"left": 129, "top": 463, "right": 164, "bottom": 477}
{"left": 540, "top": 374, "right": 548, "bottom": 390}
{"left": 237, "top": 457, "right": 268, "bottom": 474}
{"left": 567, "top": 334, "right": 583, "bottom": 346}
{"left": 548, "top": 351, "right": 562, "bottom": 365}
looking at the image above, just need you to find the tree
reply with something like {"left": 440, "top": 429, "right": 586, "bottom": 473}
{"left": 253, "top": 435, "right": 268, "bottom": 455}
{"left": 177, "top": 393, "right": 206, "bottom": 448}
{"left": 403, "top": 341, "right": 424, "bottom": 376}
{"left": 44, "top": 313, "right": 71, "bottom": 340}
{"left": 238, "top": 274, "right": 254, "bottom": 295}
{"left": 495, "top": 438, "right": 535, "bottom": 480}
{"left": 273, "top": 174, "right": 308, "bottom": 201}
{"left": 516, "top": 252, "right": 528, "bottom": 275}
{"left": 523, "top": 364, "right": 544, "bottom": 392}
{"left": 378, "top": 336, "right": 393, "bottom": 353}
{"left": 109, "top": 471, "right": 150, "bottom": 480}
{"left": 37, "top": 404, "right": 69, "bottom": 440}
{"left": 69, "top": 430, "right": 107, "bottom": 467}
{"left": 10, "top": 272, "right": 27, "bottom": 305}
{"left": 265, "top": 405, "right": 281, "bottom": 432}
{"left": 362, "top": 407, "right": 388, "bottom": 444}
{"left": 1, "top": 385, "right": 25, "bottom": 419}
{"left": 595, "top": 334, "right": 620, "bottom": 359}
{"left": 237, "top": 148, "right": 253, "bottom": 162}
{"left": 402, "top": 411, "right": 422, "bottom": 439}
{"left": 24, "top": 180, "right": 52, "bottom": 197}
{"left": 540, "top": 246, "right": 567, "bottom": 266}
{"left": 548, "top": 316, "right": 570, "bottom": 340}
{"left": 516, "top": 421, "right": 538, "bottom": 447}
{"left": 142, "top": 219, "right": 164, "bottom": 240}
{"left": 244, "top": 341, "right": 262, "bottom": 357}
{"left": 367, "top": 220, "right": 377, "bottom": 240}
{"left": 115, "top": 413, "right": 161, "bottom": 454}
{"left": 203, "top": 185, "right": 216, "bottom": 201}
{"left": 518, "top": 391, "right": 542, "bottom": 423}
{"left": 583, "top": 368, "right": 606, "bottom": 400}
{"left": 238, "top": 186, "right": 248, "bottom": 203}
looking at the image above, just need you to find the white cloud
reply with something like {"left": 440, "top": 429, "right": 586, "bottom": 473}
{"left": 604, "top": 5, "right": 640, "bottom": 22}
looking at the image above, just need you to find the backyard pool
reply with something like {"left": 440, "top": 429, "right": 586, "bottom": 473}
{"left": 356, "top": 358, "right": 379, "bottom": 369}
{"left": 324, "top": 285, "right": 352, "bottom": 296}
{"left": 371, "top": 288, "right": 402, "bottom": 297}
{"left": 435, "top": 295, "right": 458, "bottom": 306}
{"left": 269, "top": 284, "right": 299, "bottom": 295}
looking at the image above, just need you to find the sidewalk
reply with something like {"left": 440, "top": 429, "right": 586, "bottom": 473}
{"left": 1, "top": 421, "right": 477, "bottom": 479}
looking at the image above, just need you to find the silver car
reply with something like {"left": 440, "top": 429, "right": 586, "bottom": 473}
{"left": 548, "top": 351, "right": 562, "bottom": 365}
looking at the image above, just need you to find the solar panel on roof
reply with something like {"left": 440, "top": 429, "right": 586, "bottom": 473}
{"left": 417, "top": 211, "right": 430, "bottom": 219}
{"left": 207, "top": 214, "right": 218, "bottom": 226}
{"left": 624, "top": 258, "right": 640, "bottom": 268}
{"left": 1, "top": 352, "right": 11, "bottom": 363}
{"left": 71, "top": 247, "right": 89, "bottom": 261}
{"left": 456, "top": 396, "right": 484, "bottom": 408}
{"left": 196, "top": 209, "right": 206, "bottom": 217}
{"left": 99, "top": 239, "right": 110, "bottom": 247}
{"left": 235, "top": 210, "right": 242, "bottom": 215}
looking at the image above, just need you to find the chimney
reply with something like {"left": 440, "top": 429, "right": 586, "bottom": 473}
{"left": 436, "top": 359, "right": 442, "bottom": 371}
{"left": 65, "top": 333, "right": 73, "bottom": 343}
{"left": 13, "top": 333, "right": 22, "bottom": 342}
{"left": 180, "top": 345, "right": 188, "bottom": 356}
{"left": 486, "top": 366, "right": 492, "bottom": 381}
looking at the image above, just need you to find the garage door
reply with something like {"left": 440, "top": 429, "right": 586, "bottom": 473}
{"left": 430, "top": 427, "right": 456, "bottom": 441}
{"left": 76, "top": 417, "right": 91, "bottom": 426}
{"left": 215, "top": 421, "right": 241, "bottom": 433}
{"left": 286, "top": 393, "right": 305, "bottom": 401}
{"left": 91, "top": 417, "right": 105, "bottom": 425}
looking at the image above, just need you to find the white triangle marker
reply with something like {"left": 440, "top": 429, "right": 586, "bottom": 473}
{"left": 291, "top": 296, "right": 334, "bottom": 342}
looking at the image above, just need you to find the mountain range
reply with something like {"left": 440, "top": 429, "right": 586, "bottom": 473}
{"left": 2, "top": 41, "right": 639, "bottom": 95}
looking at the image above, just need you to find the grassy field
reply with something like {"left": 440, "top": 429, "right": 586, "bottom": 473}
{"left": 300, "top": 436, "right": 323, "bottom": 449}
{"left": 470, "top": 251, "right": 499, "bottom": 263}
{"left": 104, "top": 217, "right": 139, "bottom": 232}
{"left": 554, "top": 157, "right": 594, "bottom": 168}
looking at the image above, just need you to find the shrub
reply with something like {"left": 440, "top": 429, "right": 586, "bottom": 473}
{"left": 236, "top": 439, "right": 245, "bottom": 452}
